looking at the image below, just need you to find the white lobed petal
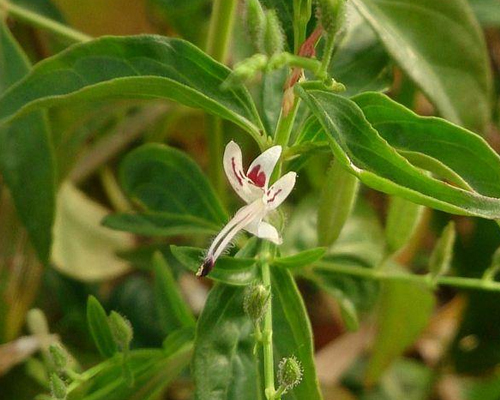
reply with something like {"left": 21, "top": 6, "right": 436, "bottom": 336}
{"left": 245, "top": 220, "right": 282, "bottom": 245}
{"left": 265, "top": 171, "right": 297, "bottom": 210}
{"left": 246, "top": 145, "right": 282, "bottom": 190}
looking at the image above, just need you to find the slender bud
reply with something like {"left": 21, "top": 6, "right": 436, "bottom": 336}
{"left": 50, "top": 373, "right": 67, "bottom": 400}
{"left": 26, "top": 308, "right": 50, "bottom": 336}
{"left": 245, "top": 0, "right": 266, "bottom": 52}
{"left": 263, "top": 10, "right": 285, "bottom": 56}
{"left": 316, "top": 0, "right": 346, "bottom": 37}
{"left": 278, "top": 356, "right": 303, "bottom": 391}
{"left": 49, "top": 344, "right": 68, "bottom": 371}
{"left": 243, "top": 284, "right": 271, "bottom": 324}
{"left": 108, "top": 311, "right": 133, "bottom": 351}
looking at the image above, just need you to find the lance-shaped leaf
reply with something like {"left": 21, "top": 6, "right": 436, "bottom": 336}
{"left": 429, "top": 221, "right": 456, "bottom": 279}
{"left": 103, "top": 144, "right": 227, "bottom": 236}
{"left": 170, "top": 246, "right": 258, "bottom": 286}
{"left": 297, "top": 87, "right": 500, "bottom": 219}
{"left": 192, "top": 284, "right": 262, "bottom": 400}
{"left": 271, "top": 266, "right": 322, "bottom": 400}
{"left": 86, "top": 296, "right": 118, "bottom": 358}
{"left": 0, "top": 21, "right": 56, "bottom": 264}
{"left": 351, "top": 0, "right": 492, "bottom": 133}
{"left": 0, "top": 35, "right": 265, "bottom": 142}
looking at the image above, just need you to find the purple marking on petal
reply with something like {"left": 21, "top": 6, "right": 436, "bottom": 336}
{"left": 231, "top": 157, "right": 243, "bottom": 186}
{"left": 267, "top": 189, "right": 282, "bottom": 203}
{"left": 248, "top": 165, "right": 266, "bottom": 187}
{"left": 196, "top": 256, "right": 215, "bottom": 278}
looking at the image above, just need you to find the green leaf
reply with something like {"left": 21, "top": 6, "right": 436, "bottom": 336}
{"left": 273, "top": 247, "right": 326, "bottom": 270}
{"left": 317, "top": 159, "right": 359, "bottom": 247}
{"left": 192, "top": 284, "right": 262, "bottom": 400}
{"left": 469, "top": 0, "right": 500, "bottom": 27}
{"left": 385, "top": 196, "right": 424, "bottom": 256}
{"left": 271, "top": 266, "right": 322, "bottom": 400}
{"left": 353, "top": 92, "right": 500, "bottom": 198}
{"left": 114, "top": 143, "right": 227, "bottom": 234}
{"left": 71, "top": 345, "right": 192, "bottom": 400}
{"left": 0, "top": 21, "right": 56, "bottom": 264}
{"left": 153, "top": 252, "right": 195, "bottom": 333}
{"left": 331, "top": 5, "right": 392, "bottom": 96}
{"left": 170, "top": 246, "right": 258, "bottom": 286}
{"left": 429, "top": 221, "right": 456, "bottom": 278}
{"left": 351, "top": 0, "right": 492, "bottom": 133}
{"left": 0, "top": 35, "right": 265, "bottom": 142}
{"left": 52, "top": 183, "right": 133, "bottom": 281}
{"left": 298, "top": 88, "right": 500, "bottom": 219}
{"left": 86, "top": 296, "right": 118, "bottom": 358}
{"left": 365, "top": 280, "right": 435, "bottom": 386}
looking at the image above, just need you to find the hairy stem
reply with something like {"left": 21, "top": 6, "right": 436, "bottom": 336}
{"left": 261, "top": 254, "right": 276, "bottom": 399}
{"left": 0, "top": 0, "right": 91, "bottom": 43}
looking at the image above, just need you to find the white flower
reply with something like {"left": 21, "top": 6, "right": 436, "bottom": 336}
{"left": 197, "top": 141, "right": 297, "bottom": 277}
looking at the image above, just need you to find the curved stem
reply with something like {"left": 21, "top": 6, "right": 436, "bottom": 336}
{"left": 0, "top": 0, "right": 91, "bottom": 43}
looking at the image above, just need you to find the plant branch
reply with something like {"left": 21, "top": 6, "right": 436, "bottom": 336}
{"left": 0, "top": 0, "right": 91, "bottom": 43}
{"left": 313, "top": 262, "right": 500, "bottom": 292}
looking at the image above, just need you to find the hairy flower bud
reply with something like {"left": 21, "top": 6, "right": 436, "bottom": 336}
{"left": 263, "top": 10, "right": 285, "bottom": 56}
{"left": 108, "top": 311, "right": 133, "bottom": 351}
{"left": 244, "top": 284, "right": 271, "bottom": 324}
{"left": 316, "top": 0, "right": 346, "bottom": 37}
{"left": 278, "top": 356, "right": 303, "bottom": 391}
{"left": 50, "top": 373, "right": 67, "bottom": 400}
{"left": 245, "top": 0, "right": 266, "bottom": 52}
{"left": 49, "top": 344, "right": 68, "bottom": 371}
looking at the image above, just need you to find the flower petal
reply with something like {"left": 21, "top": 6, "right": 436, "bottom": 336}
{"left": 247, "top": 145, "right": 282, "bottom": 189}
{"left": 265, "top": 171, "right": 297, "bottom": 210}
{"left": 223, "top": 141, "right": 261, "bottom": 203}
{"left": 245, "top": 220, "right": 282, "bottom": 245}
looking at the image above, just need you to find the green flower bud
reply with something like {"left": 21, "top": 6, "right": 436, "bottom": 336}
{"left": 243, "top": 284, "right": 270, "bottom": 324}
{"left": 245, "top": 0, "right": 266, "bottom": 52}
{"left": 278, "top": 356, "right": 303, "bottom": 391}
{"left": 108, "top": 311, "right": 133, "bottom": 351}
{"left": 50, "top": 373, "right": 67, "bottom": 400}
{"left": 316, "top": 0, "right": 346, "bottom": 37}
{"left": 49, "top": 344, "right": 68, "bottom": 371}
{"left": 263, "top": 10, "right": 285, "bottom": 56}
{"left": 429, "top": 221, "right": 456, "bottom": 278}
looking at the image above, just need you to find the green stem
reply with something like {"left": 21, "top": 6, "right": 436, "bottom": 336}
{"left": 0, "top": 0, "right": 91, "bottom": 43}
{"left": 274, "top": 100, "right": 300, "bottom": 149}
{"left": 318, "top": 33, "right": 335, "bottom": 79}
{"left": 205, "top": 0, "right": 237, "bottom": 202}
{"left": 261, "top": 248, "right": 276, "bottom": 399}
{"left": 313, "top": 262, "right": 500, "bottom": 292}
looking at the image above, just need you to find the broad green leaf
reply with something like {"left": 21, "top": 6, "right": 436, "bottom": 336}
{"left": 351, "top": 0, "right": 492, "bottom": 133}
{"left": 331, "top": 5, "right": 392, "bottom": 97}
{"left": 153, "top": 252, "right": 195, "bottom": 333}
{"left": 70, "top": 344, "right": 192, "bottom": 400}
{"left": 365, "top": 280, "right": 435, "bottom": 386}
{"left": 0, "top": 36, "right": 265, "bottom": 142}
{"left": 469, "top": 0, "right": 500, "bottom": 27}
{"left": 271, "top": 266, "right": 322, "bottom": 400}
{"left": 317, "top": 159, "right": 359, "bottom": 247}
{"left": 113, "top": 143, "right": 227, "bottom": 235}
{"left": 0, "top": 21, "right": 55, "bottom": 264}
{"left": 273, "top": 247, "right": 326, "bottom": 270}
{"left": 170, "top": 246, "right": 258, "bottom": 286}
{"left": 385, "top": 196, "right": 424, "bottom": 256}
{"left": 86, "top": 295, "right": 117, "bottom": 358}
{"left": 52, "top": 183, "right": 133, "bottom": 281}
{"left": 298, "top": 88, "right": 500, "bottom": 219}
{"left": 353, "top": 92, "right": 500, "bottom": 198}
{"left": 192, "top": 284, "right": 262, "bottom": 400}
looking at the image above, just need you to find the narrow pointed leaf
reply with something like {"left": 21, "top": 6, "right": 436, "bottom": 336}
{"left": 429, "top": 221, "right": 456, "bottom": 278}
{"left": 0, "top": 21, "right": 55, "bottom": 264}
{"left": 0, "top": 36, "right": 265, "bottom": 141}
{"left": 273, "top": 247, "right": 326, "bottom": 270}
{"left": 86, "top": 296, "right": 117, "bottom": 358}
{"left": 352, "top": 0, "right": 492, "bottom": 132}
{"left": 298, "top": 87, "right": 500, "bottom": 219}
